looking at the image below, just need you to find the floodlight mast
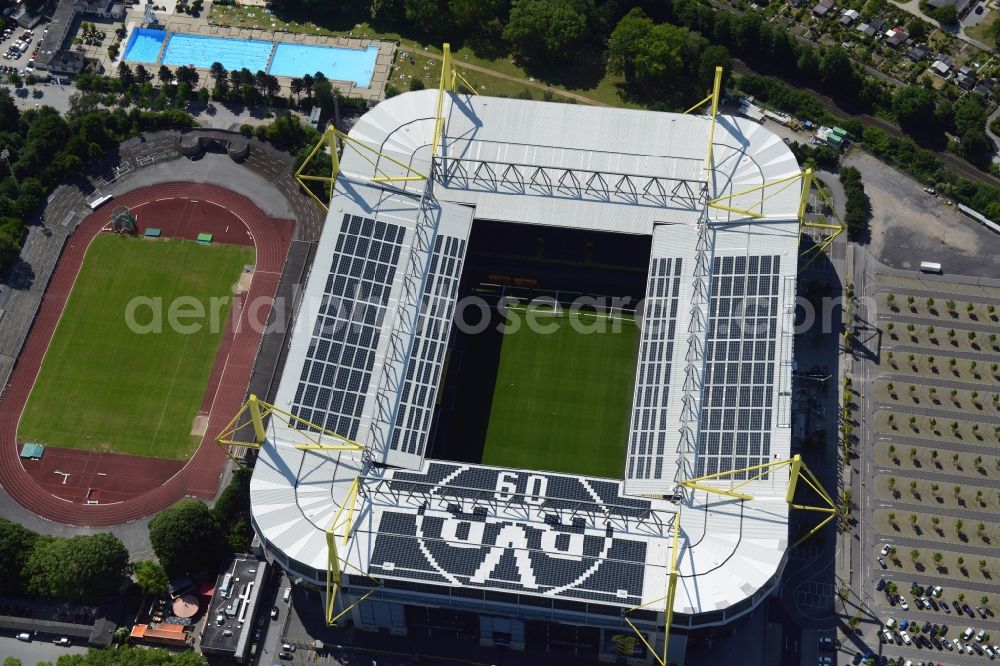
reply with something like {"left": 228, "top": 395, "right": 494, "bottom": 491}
{"left": 0, "top": 148, "right": 19, "bottom": 193}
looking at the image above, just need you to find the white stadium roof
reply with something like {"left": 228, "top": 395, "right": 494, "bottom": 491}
{"left": 250, "top": 90, "right": 802, "bottom": 618}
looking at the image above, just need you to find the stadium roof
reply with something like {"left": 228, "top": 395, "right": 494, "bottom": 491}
{"left": 251, "top": 90, "right": 801, "bottom": 617}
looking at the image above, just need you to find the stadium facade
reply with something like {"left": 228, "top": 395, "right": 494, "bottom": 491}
{"left": 248, "top": 88, "right": 804, "bottom": 664}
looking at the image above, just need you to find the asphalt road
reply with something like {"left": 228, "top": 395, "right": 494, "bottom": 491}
{"left": 0, "top": 633, "right": 88, "bottom": 663}
{"left": 847, "top": 151, "right": 1000, "bottom": 279}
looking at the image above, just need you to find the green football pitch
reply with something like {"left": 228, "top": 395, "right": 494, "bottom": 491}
{"left": 481, "top": 307, "right": 639, "bottom": 478}
{"left": 18, "top": 235, "right": 254, "bottom": 460}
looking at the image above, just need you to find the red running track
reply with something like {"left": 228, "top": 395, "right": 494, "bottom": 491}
{"left": 0, "top": 182, "right": 294, "bottom": 526}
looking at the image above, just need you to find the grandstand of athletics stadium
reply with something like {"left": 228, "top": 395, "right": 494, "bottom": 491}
{"left": 227, "top": 58, "right": 833, "bottom": 666}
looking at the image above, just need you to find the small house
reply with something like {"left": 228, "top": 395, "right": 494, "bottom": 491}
{"left": 908, "top": 44, "right": 930, "bottom": 62}
{"left": 931, "top": 59, "right": 951, "bottom": 77}
{"left": 957, "top": 73, "right": 976, "bottom": 90}
{"left": 857, "top": 22, "right": 877, "bottom": 37}
{"left": 840, "top": 8, "right": 860, "bottom": 24}
{"left": 885, "top": 28, "right": 909, "bottom": 47}
{"left": 813, "top": 0, "right": 834, "bottom": 17}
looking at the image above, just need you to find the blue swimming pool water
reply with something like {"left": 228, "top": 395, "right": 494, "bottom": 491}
{"left": 269, "top": 44, "right": 378, "bottom": 87}
{"left": 161, "top": 33, "right": 274, "bottom": 73}
{"left": 123, "top": 28, "right": 166, "bottom": 64}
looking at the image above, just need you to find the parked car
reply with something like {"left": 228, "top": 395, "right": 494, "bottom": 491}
{"left": 53, "top": 638, "right": 71, "bottom": 647}
{"left": 899, "top": 597, "right": 909, "bottom": 610}
{"left": 942, "top": 638, "right": 953, "bottom": 650}
{"left": 932, "top": 585, "right": 943, "bottom": 597}
{"left": 978, "top": 629, "right": 988, "bottom": 642}
{"left": 270, "top": 606, "right": 279, "bottom": 620}
{"left": 15, "top": 633, "right": 31, "bottom": 642}
{"left": 880, "top": 544, "right": 891, "bottom": 556}
{"left": 876, "top": 578, "right": 886, "bottom": 592}
{"left": 877, "top": 557, "right": 887, "bottom": 569}
{"left": 964, "top": 627, "right": 975, "bottom": 641}
{"left": 978, "top": 607, "right": 989, "bottom": 619}
{"left": 901, "top": 632, "right": 912, "bottom": 645}
{"left": 941, "top": 601, "right": 951, "bottom": 614}
{"left": 964, "top": 604, "right": 976, "bottom": 617}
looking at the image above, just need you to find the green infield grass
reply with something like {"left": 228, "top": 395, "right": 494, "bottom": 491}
{"left": 18, "top": 235, "right": 254, "bottom": 459}
{"left": 481, "top": 307, "right": 638, "bottom": 478}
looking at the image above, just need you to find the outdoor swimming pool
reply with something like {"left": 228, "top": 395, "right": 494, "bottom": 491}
{"left": 121, "top": 30, "right": 380, "bottom": 88}
{"left": 161, "top": 33, "right": 274, "bottom": 73}
{"left": 269, "top": 44, "right": 378, "bottom": 87}
{"left": 122, "top": 28, "right": 166, "bottom": 64}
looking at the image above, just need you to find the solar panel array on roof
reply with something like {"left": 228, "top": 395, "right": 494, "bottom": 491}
{"left": 368, "top": 510, "right": 648, "bottom": 605}
{"left": 626, "top": 257, "right": 683, "bottom": 482}
{"left": 697, "top": 255, "right": 781, "bottom": 479}
{"left": 290, "top": 214, "right": 405, "bottom": 439}
{"left": 389, "top": 235, "right": 467, "bottom": 460}
{"left": 361, "top": 462, "right": 656, "bottom": 605}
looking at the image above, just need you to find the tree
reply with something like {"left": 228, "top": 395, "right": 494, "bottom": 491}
{"left": 212, "top": 468, "right": 253, "bottom": 552}
{"left": 892, "top": 85, "right": 936, "bottom": 134}
{"left": 24, "top": 533, "right": 129, "bottom": 602}
{"left": 926, "top": 2, "right": 958, "bottom": 23}
{"left": 0, "top": 518, "right": 38, "bottom": 594}
{"left": 504, "top": 0, "right": 594, "bottom": 68}
{"left": 174, "top": 66, "right": 199, "bottom": 88}
{"left": 906, "top": 17, "right": 929, "bottom": 40}
{"left": 290, "top": 77, "right": 304, "bottom": 99}
{"left": 313, "top": 79, "right": 337, "bottom": 111}
{"left": 818, "top": 46, "right": 855, "bottom": 92}
{"left": 210, "top": 61, "right": 227, "bottom": 87}
{"left": 135, "top": 64, "right": 152, "bottom": 85}
{"left": 117, "top": 62, "right": 135, "bottom": 90}
{"left": 135, "top": 560, "right": 169, "bottom": 596}
{"left": 158, "top": 65, "right": 173, "bottom": 85}
{"left": 933, "top": 552, "right": 943, "bottom": 564}
{"left": 149, "top": 499, "right": 225, "bottom": 576}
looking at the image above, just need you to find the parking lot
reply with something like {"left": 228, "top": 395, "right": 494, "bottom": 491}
{"left": 0, "top": 22, "right": 45, "bottom": 77}
{"left": 846, "top": 271, "right": 1000, "bottom": 666}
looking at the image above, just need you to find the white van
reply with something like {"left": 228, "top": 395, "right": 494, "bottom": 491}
{"left": 15, "top": 632, "right": 30, "bottom": 642}
{"left": 282, "top": 586, "right": 291, "bottom": 603}
{"left": 920, "top": 261, "right": 943, "bottom": 274}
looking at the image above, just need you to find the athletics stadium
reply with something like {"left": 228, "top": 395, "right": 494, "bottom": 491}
{"left": 231, "top": 58, "right": 833, "bottom": 666}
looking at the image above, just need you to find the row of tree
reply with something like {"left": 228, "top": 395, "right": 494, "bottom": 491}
{"left": 0, "top": 519, "right": 129, "bottom": 602}
{"left": 2, "top": 646, "right": 206, "bottom": 666}
{"left": 0, "top": 92, "right": 194, "bottom": 277}
{"left": 839, "top": 167, "right": 871, "bottom": 242}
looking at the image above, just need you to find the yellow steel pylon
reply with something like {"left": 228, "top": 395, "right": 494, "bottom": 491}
{"left": 294, "top": 126, "right": 428, "bottom": 211}
{"left": 624, "top": 509, "right": 682, "bottom": 666}
{"left": 622, "top": 455, "right": 835, "bottom": 665}
{"left": 324, "top": 476, "right": 383, "bottom": 625}
{"left": 798, "top": 170, "right": 847, "bottom": 268}
{"left": 679, "top": 454, "right": 837, "bottom": 548}
{"left": 214, "top": 394, "right": 364, "bottom": 464}
{"left": 432, "top": 43, "right": 479, "bottom": 157}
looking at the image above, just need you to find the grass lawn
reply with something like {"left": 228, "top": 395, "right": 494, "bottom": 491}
{"left": 18, "top": 235, "right": 254, "bottom": 460}
{"left": 207, "top": 6, "right": 634, "bottom": 107}
{"left": 966, "top": 11, "right": 999, "bottom": 45}
{"left": 481, "top": 308, "right": 638, "bottom": 478}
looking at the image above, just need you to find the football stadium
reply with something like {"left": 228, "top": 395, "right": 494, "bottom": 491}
{"left": 234, "top": 56, "right": 833, "bottom": 665}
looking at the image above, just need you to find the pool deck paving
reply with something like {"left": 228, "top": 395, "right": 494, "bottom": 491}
{"left": 113, "top": 6, "right": 394, "bottom": 102}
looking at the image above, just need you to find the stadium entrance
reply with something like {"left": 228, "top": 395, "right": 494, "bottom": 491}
{"left": 429, "top": 220, "right": 651, "bottom": 477}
